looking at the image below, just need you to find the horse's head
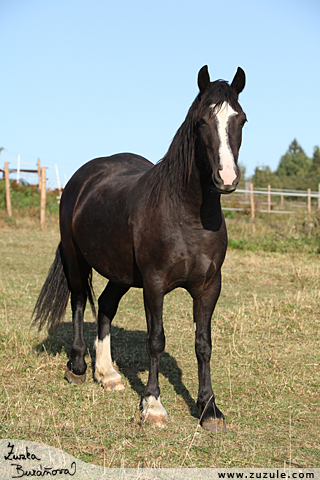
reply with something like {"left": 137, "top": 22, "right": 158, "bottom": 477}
{"left": 195, "top": 66, "right": 246, "bottom": 194}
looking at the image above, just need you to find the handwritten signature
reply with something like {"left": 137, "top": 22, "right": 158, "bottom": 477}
{"left": 4, "top": 442, "right": 77, "bottom": 478}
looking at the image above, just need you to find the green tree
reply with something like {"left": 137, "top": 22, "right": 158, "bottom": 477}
{"left": 307, "top": 145, "right": 320, "bottom": 190}
{"left": 310, "top": 146, "right": 320, "bottom": 174}
{"left": 250, "top": 141, "right": 320, "bottom": 191}
{"left": 238, "top": 162, "right": 247, "bottom": 189}
{"left": 251, "top": 165, "right": 282, "bottom": 188}
{"left": 276, "top": 139, "right": 310, "bottom": 178}
{"left": 275, "top": 139, "right": 311, "bottom": 189}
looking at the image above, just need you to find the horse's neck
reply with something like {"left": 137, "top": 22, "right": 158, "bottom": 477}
{"left": 168, "top": 162, "right": 223, "bottom": 231}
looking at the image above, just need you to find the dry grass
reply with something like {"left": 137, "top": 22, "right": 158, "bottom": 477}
{"left": 0, "top": 218, "right": 319, "bottom": 468}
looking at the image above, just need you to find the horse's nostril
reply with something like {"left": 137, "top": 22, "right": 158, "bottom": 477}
{"left": 213, "top": 169, "right": 222, "bottom": 185}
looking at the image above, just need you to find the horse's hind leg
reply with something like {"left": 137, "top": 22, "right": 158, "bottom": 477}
{"left": 94, "top": 281, "right": 129, "bottom": 390}
{"left": 63, "top": 245, "right": 91, "bottom": 385}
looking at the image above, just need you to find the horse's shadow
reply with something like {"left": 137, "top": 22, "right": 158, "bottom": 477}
{"left": 36, "top": 321, "right": 199, "bottom": 419}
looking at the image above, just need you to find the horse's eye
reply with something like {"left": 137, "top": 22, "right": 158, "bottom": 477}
{"left": 198, "top": 118, "right": 208, "bottom": 127}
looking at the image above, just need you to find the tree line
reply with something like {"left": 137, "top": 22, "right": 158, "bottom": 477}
{"left": 250, "top": 139, "right": 320, "bottom": 191}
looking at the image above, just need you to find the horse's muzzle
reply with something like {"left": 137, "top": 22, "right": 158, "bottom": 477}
{"left": 212, "top": 167, "right": 241, "bottom": 194}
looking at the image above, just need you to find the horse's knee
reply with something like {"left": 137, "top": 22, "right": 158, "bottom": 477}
{"left": 147, "top": 330, "right": 165, "bottom": 357}
{"left": 195, "top": 335, "right": 212, "bottom": 362}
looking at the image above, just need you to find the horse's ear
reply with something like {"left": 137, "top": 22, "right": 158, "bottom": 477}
{"left": 198, "top": 65, "right": 210, "bottom": 94}
{"left": 231, "top": 67, "right": 246, "bottom": 96}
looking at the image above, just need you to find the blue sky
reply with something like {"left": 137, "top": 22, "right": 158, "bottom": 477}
{"left": 1, "top": 0, "right": 319, "bottom": 188}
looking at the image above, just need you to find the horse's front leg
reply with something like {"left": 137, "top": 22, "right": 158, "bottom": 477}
{"left": 193, "top": 270, "right": 226, "bottom": 432}
{"left": 141, "top": 281, "right": 167, "bottom": 427}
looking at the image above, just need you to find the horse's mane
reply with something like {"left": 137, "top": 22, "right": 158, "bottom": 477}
{"left": 146, "top": 95, "right": 200, "bottom": 201}
{"left": 146, "top": 80, "right": 240, "bottom": 201}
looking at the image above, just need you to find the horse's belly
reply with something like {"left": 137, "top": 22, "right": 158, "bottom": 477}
{"left": 87, "top": 243, "right": 142, "bottom": 287}
{"left": 73, "top": 217, "right": 142, "bottom": 287}
{"left": 72, "top": 199, "right": 143, "bottom": 287}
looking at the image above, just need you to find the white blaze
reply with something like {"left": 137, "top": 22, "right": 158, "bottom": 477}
{"left": 213, "top": 101, "right": 238, "bottom": 185}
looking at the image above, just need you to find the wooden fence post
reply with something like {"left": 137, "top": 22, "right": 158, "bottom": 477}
{"left": 250, "top": 183, "right": 255, "bottom": 220}
{"left": 40, "top": 167, "right": 46, "bottom": 228}
{"left": 245, "top": 181, "right": 250, "bottom": 202}
{"left": 307, "top": 188, "right": 311, "bottom": 218}
{"left": 17, "top": 154, "right": 21, "bottom": 185}
{"left": 267, "top": 184, "right": 271, "bottom": 213}
{"left": 37, "top": 159, "right": 41, "bottom": 191}
{"left": 4, "top": 162, "right": 12, "bottom": 217}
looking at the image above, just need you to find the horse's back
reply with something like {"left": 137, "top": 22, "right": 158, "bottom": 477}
{"left": 65, "top": 153, "right": 151, "bottom": 193}
{"left": 61, "top": 153, "right": 152, "bottom": 211}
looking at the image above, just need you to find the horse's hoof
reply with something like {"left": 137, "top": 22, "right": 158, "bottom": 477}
{"left": 201, "top": 417, "right": 227, "bottom": 433}
{"left": 94, "top": 369, "right": 125, "bottom": 391}
{"left": 141, "top": 395, "right": 167, "bottom": 428}
{"left": 104, "top": 379, "right": 125, "bottom": 391}
{"left": 143, "top": 413, "right": 167, "bottom": 428}
{"left": 65, "top": 367, "right": 86, "bottom": 385}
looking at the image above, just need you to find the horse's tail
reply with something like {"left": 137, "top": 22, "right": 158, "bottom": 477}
{"left": 32, "top": 242, "right": 96, "bottom": 331}
{"left": 32, "top": 243, "right": 70, "bottom": 331}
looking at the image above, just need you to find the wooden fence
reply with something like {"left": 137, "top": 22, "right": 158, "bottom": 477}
{"left": 1, "top": 160, "right": 47, "bottom": 227}
{"left": 222, "top": 183, "right": 320, "bottom": 219}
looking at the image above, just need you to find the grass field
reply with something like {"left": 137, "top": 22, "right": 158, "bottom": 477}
{"left": 0, "top": 214, "right": 319, "bottom": 468}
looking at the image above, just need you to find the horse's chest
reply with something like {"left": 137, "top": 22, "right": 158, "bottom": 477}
{"left": 164, "top": 237, "right": 225, "bottom": 292}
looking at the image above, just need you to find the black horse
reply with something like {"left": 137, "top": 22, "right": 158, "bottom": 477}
{"left": 33, "top": 65, "right": 246, "bottom": 432}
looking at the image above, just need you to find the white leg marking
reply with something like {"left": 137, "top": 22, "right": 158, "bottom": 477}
{"left": 212, "top": 101, "right": 238, "bottom": 185}
{"left": 141, "top": 395, "right": 167, "bottom": 427}
{"left": 94, "top": 335, "right": 125, "bottom": 391}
